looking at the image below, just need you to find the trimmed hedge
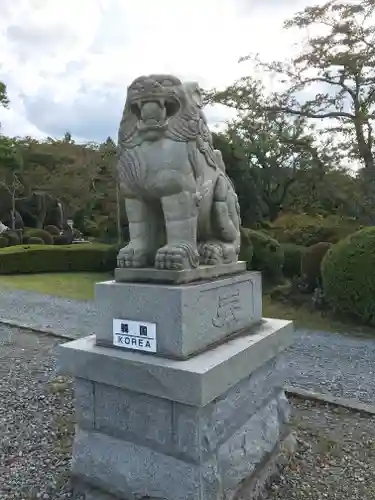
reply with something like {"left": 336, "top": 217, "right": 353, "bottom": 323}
{"left": 28, "top": 237, "right": 45, "bottom": 245}
{"left": 0, "top": 237, "right": 8, "bottom": 248}
{"left": 322, "top": 227, "right": 375, "bottom": 325}
{"left": 0, "top": 243, "right": 117, "bottom": 274}
{"left": 4, "top": 231, "right": 20, "bottom": 246}
{"left": 24, "top": 228, "right": 54, "bottom": 245}
{"left": 301, "top": 242, "right": 332, "bottom": 289}
{"left": 241, "top": 228, "right": 284, "bottom": 282}
{"left": 281, "top": 243, "right": 305, "bottom": 278}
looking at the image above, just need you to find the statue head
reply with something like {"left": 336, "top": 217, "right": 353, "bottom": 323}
{"left": 119, "top": 74, "right": 204, "bottom": 144}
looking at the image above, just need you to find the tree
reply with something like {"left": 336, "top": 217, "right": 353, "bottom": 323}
{"left": 284, "top": 167, "right": 366, "bottom": 218}
{"left": 0, "top": 130, "right": 123, "bottom": 238}
{"left": 0, "top": 136, "right": 24, "bottom": 228}
{"left": 252, "top": 0, "right": 375, "bottom": 176}
{"left": 212, "top": 132, "right": 262, "bottom": 227}
{"left": 0, "top": 81, "right": 9, "bottom": 110}
{"left": 208, "top": 80, "right": 337, "bottom": 221}
{"left": 94, "top": 137, "right": 123, "bottom": 243}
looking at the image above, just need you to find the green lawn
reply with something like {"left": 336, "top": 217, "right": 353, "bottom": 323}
{"left": 0, "top": 272, "right": 373, "bottom": 334}
{"left": 0, "top": 272, "right": 113, "bottom": 301}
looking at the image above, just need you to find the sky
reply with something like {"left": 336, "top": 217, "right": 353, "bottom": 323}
{"left": 0, "top": 0, "right": 321, "bottom": 144}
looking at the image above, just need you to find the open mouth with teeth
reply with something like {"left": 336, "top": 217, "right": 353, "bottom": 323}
{"left": 130, "top": 96, "right": 180, "bottom": 131}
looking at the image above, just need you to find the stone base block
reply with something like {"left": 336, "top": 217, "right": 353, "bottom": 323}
{"left": 94, "top": 271, "right": 262, "bottom": 359}
{"left": 58, "top": 318, "right": 296, "bottom": 500}
{"left": 59, "top": 318, "right": 295, "bottom": 406}
{"left": 114, "top": 261, "right": 246, "bottom": 284}
{"left": 70, "top": 394, "right": 292, "bottom": 500}
{"left": 72, "top": 432, "right": 296, "bottom": 500}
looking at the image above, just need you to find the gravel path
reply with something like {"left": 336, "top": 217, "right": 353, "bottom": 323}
{"left": 0, "top": 287, "right": 98, "bottom": 339}
{"left": 266, "top": 397, "right": 375, "bottom": 499}
{"left": 280, "top": 329, "right": 375, "bottom": 405}
{"left": 1, "top": 287, "right": 375, "bottom": 405}
{"left": 0, "top": 324, "right": 74, "bottom": 499}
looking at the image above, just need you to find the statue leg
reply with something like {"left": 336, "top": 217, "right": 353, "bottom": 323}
{"left": 117, "top": 198, "right": 160, "bottom": 268}
{"left": 155, "top": 192, "right": 199, "bottom": 270}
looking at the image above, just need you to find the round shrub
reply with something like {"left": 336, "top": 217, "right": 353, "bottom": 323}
{"left": 4, "top": 231, "right": 20, "bottom": 247}
{"left": 322, "top": 227, "right": 375, "bottom": 325}
{"left": 281, "top": 243, "right": 305, "bottom": 278}
{"left": 241, "top": 228, "right": 284, "bottom": 282}
{"left": 28, "top": 237, "right": 45, "bottom": 245}
{"left": 0, "top": 237, "right": 8, "bottom": 248}
{"left": 0, "top": 243, "right": 117, "bottom": 274}
{"left": 25, "top": 228, "right": 54, "bottom": 245}
{"left": 44, "top": 225, "right": 60, "bottom": 236}
{"left": 301, "top": 242, "right": 332, "bottom": 290}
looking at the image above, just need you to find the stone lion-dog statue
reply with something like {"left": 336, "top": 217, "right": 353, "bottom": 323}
{"left": 116, "top": 74, "right": 241, "bottom": 271}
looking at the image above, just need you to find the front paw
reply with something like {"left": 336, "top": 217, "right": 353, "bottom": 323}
{"left": 117, "top": 244, "right": 152, "bottom": 268}
{"left": 155, "top": 243, "right": 199, "bottom": 270}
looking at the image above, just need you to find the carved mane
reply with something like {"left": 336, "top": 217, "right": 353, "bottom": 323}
{"left": 116, "top": 75, "right": 220, "bottom": 188}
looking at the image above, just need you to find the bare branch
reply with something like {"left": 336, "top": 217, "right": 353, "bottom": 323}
{"left": 263, "top": 106, "right": 356, "bottom": 120}
{"left": 292, "top": 76, "right": 357, "bottom": 100}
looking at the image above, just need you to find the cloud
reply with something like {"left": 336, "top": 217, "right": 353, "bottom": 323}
{"left": 22, "top": 85, "right": 124, "bottom": 142}
{"left": 0, "top": 0, "right": 321, "bottom": 143}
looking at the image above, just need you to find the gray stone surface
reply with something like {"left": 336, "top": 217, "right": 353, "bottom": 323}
{"left": 95, "top": 271, "right": 262, "bottom": 359}
{"left": 74, "top": 378, "right": 95, "bottom": 430}
{"left": 173, "top": 357, "right": 283, "bottom": 463}
{"left": 116, "top": 75, "right": 241, "bottom": 272}
{"left": 94, "top": 383, "right": 173, "bottom": 452}
{"left": 70, "top": 356, "right": 287, "bottom": 464}
{"left": 71, "top": 427, "right": 221, "bottom": 500}
{"left": 70, "top": 392, "right": 290, "bottom": 500}
{"left": 217, "top": 397, "right": 282, "bottom": 498}
{"left": 115, "top": 261, "right": 246, "bottom": 284}
{"left": 234, "top": 433, "right": 297, "bottom": 500}
{"left": 58, "top": 318, "right": 295, "bottom": 406}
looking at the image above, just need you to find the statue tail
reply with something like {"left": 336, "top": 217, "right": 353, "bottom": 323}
{"left": 212, "top": 174, "right": 241, "bottom": 249}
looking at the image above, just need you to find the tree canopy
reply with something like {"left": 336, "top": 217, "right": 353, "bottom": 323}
{"left": 253, "top": 0, "right": 375, "bottom": 173}
{"left": 208, "top": 77, "right": 341, "bottom": 221}
{"left": 204, "top": 0, "right": 375, "bottom": 222}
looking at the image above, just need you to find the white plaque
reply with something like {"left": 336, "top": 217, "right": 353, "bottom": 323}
{"left": 113, "top": 318, "right": 157, "bottom": 353}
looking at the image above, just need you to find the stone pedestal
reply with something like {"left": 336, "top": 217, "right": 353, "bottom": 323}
{"left": 95, "top": 271, "right": 262, "bottom": 359}
{"left": 58, "top": 272, "right": 296, "bottom": 500}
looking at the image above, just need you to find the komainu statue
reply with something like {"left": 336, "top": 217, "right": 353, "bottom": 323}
{"left": 116, "top": 74, "right": 241, "bottom": 271}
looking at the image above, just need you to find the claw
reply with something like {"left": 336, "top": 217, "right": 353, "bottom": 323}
{"left": 155, "top": 243, "right": 198, "bottom": 270}
{"left": 117, "top": 244, "right": 151, "bottom": 268}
